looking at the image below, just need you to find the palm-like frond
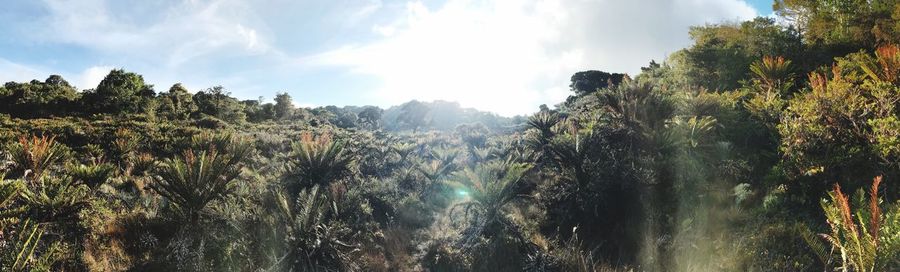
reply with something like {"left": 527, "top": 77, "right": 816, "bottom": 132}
{"left": 19, "top": 176, "right": 89, "bottom": 222}
{"left": 600, "top": 81, "right": 675, "bottom": 135}
{"left": 448, "top": 159, "right": 531, "bottom": 228}
{"left": 8, "top": 135, "right": 67, "bottom": 181}
{"left": 151, "top": 137, "right": 251, "bottom": 222}
{"left": 418, "top": 159, "right": 456, "bottom": 182}
{"left": 275, "top": 185, "right": 358, "bottom": 271}
{"left": 671, "top": 116, "right": 718, "bottom": 150}
{"left": 0, "top": 179, "right": 26, "bottom": 229}
{"left": 391, "top": 142, "right": 417, "bottom": 163}
{"left": 527, "top": 111, "right": 560, "bottom": 138}
{"left": 1, "top": 218, "right": 45, "bottom": 271}
{"left": 750, "top": 56, "right": 794, "bottom": 91}
{"left": 860, "top": 44, "right": 900, "bottom": 84}
{"left": 286, "top": 132, "right": 354, "bottom": 189}
{"left": 112, "top": 128, "right": 141, "bottom": 167}
{"left": 66, "top": 162, "right": 116, "bottom": 189}
{"left": 817, "top": 176, "right": 898, "bottom": 271}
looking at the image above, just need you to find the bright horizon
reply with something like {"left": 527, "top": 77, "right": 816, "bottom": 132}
{"left": 0, "top": 0, "right": 770, "bottom": 116}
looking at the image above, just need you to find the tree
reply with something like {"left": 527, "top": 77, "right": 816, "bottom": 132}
{"left": 83, "top": 69, "right": 156, "bottom": 114}
{"left": 157, "top": 83, "right": 196, "bottom": 120}
{"left": 775, "top": 0, "right": 900, "bottom": 46}
{"left": 447, "top": 159, "right": 532, "bottom": 247}
{"left": 274, "top": 92, "right": 294, "bottom": 120}
{"left": 357, "top": 106, "right": 383, "bottom": 129}
{"left": 0, "top": 75, "right": 79, "bottom": 117}
{"left": 569, "top": 70, "right": 627, "bottom": 95}
{"left": 396, "top": 100, "right": 431, "bottom": 132}
{"left": 673, "top": 17, "right": 803, "bottom": 91}
{"left": 779, "top": 46, "right": 900, "bottom": 186}
{"left": 192, "top": 86, "right": 246, "bottom": 123}
{"left": 242, "top": 98, "right": 276, "bottom": 122}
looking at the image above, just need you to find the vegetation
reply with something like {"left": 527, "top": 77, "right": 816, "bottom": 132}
{"left": 0, "top": 1, "right": 898, "bottom": 271}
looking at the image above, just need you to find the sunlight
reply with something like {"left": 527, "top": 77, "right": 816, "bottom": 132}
{"left": 456, "top": 189, "right": 469, "bottom": 197}
{"left": 309, "top": 0, "right": 578, "bottom": 116}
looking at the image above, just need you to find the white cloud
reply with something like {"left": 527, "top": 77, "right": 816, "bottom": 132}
{"left": 77, "top": 66, "right": 115, "bottom": 89}
{"left": 0, "top": 59, "right": 46, "bottom": 84}
{"left": 34, "top": 0, "right": 275, "bottom": 70}
{"left": 307, "top": 0, "right": 758, "bottom": 116}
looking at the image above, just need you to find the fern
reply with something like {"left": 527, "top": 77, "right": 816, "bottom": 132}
{"left": 150, "top": 135, "right": 251, "bottom": 222}
{"left": 285, "top": 132, "right": 354, "bottom": 190}
{"left": 7, "top": 135, "right": 67, "bottom": 181}
{"left": 0, "top": 179, "right": 25, "bottom": 230}
{"left": 447, "top": 158, "right": 532, "bottom": 246}
{"left": 817, "top": 176, "right": 899, "bottom": 271}
{"left": 0, "top": 218, "right": 44, "bottom": 271}
{"left": 19, "top": 176, "right": 89, "bottom": 222}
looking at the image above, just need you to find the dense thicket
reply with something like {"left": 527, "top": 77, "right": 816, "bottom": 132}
{"left": 1, "top": 1, "right": 899, "bottom": 271}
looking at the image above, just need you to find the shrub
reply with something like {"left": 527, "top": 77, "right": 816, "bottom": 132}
{"left": 67, "top": 162, "right": 117, "bottom": 189}
{"left": 150, "top": 136, "right": 251, "bottom": 223}
{"left": 284, "top": 132, "right": 354, "bottom": 191}
{"left": 810, "top": 176, "right": 900, "bottom": 271}
{"left": 8, "top": 135, "right": 68, "bottom": 181}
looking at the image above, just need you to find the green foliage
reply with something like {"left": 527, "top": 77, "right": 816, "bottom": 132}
{"left": 749, "top": 56, "right": 795, "bottom": 95}
{"left": 150, "top": 135, "right": 251, "bottom": 222}
{"left": 396, "top": 100, "right": 431, "bottom": 132}
{"left": 674, "top": 17, "right": 803, "bottom": 90}
{"left": 274, "top": 185, "right": 358, "bottom": 271}
{"left": 274, "top": 92, "right": 294, "bottom": 120}
{"left": 285, "top": 132, "right": 354, "bottom": 190}
{"left": 83, "top": 69, "right": 156, "bottom": 114}
{"left": 779, "top": 46, "right": 900, "bottom": 179}
{"left": 0, "top": 179, "right": 25, "bottom": 229}
{"left": 775, "top": 0, "right": 900, "bottom": 46}
{"left": 357, "top": 106, "right": 383, "bottom": 129}
{"left": 0, "top": 75, "right": 79, "bottom": 118}
{"left": 816, "top": 176, "right": 900, "bottom": 271}
{"left": 111, "top": 128, "right": 142, "bottom": 170}
{"left": 8, "top": 135, "right": 69, "bottom": 181}
{"left": 569, "top": 70, "right": 627, "bottom": 95}
{"left": 0, "top": 5, "right": 897, "bottom": 271}
{"left": 447, "top": 158, "right": 531, "bottom": 244}
{"left": 192, "top": 86, "right": 247, "bottom": 123}
{"left": 157, "top": 83, "right": 196, "bottom": 120}
{"left": 20, "top": 176, "right": 90, "bottom": 222}
{"left": 0, "top": 218, "right": 45, "bottom": 271}
{"left": 66, "top": 162, "right": 116, "bottom": 189}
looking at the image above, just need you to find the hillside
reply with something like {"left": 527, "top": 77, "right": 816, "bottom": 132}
{"left": 1, "top": 1, "right": 900, "bottom": 271}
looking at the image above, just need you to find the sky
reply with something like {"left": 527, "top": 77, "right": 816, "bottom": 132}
{"left": 0, "top": 0, "right": 772, "bottom": 116}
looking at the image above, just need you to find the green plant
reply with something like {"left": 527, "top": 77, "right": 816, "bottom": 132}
{"left": 814, "top": 176, "right": 900, "bottom": 271}
{"left": 7, "top": 135, "right": 67, "bottom": 181}
{"left": 19, "top": 176, "right": 90, "bottom": 223}
{"left": 67, "top": 162, "right": 116, "bottom": 189}
{"left": 447, "top": 158, "right": 532, "bottom": 246}
{"left": 273, "top": 185, "right": 358, "bottom": 271}
{"left": 0, "top": 179, "right": 25, "bottom": 230}
{"left": 0, "top": 218, "right": 45, "bottom": 271}
{"left": 860, "top": 44, "right": 900, "bottom": 84}
{"left": 150, "top": 137, "right": 251, "bottom": 223}
{"left": 128, "top": 152, "right": 156, "bottom": 176}
{"left": 525, "top": 111, "right": 560, "bottom": 153}
{"left": 285, "top": 132, "right": 354, "bottom": 190}
{"left": 112, "top": 128, "right": 142, "bottom": 167}
{"left": 749, "top": 56, "right": 794, "bottom": 93}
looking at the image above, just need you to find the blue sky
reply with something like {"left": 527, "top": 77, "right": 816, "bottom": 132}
{"left": 0, "top": 0, "right": 768, "bottom": 116}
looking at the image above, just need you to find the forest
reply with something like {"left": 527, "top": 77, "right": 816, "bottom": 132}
{"left": 1, "top": 0, "right": 899, "bottom": 271}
